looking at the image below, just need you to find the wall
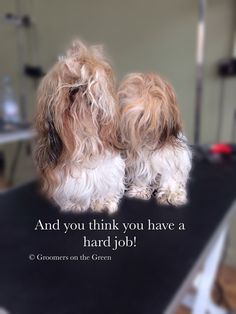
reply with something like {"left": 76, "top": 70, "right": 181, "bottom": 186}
{"left": 0, "top": 0, "right": 236, "bottom": 185}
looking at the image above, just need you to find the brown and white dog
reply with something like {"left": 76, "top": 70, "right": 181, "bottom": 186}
{"left": 34, "top": 40, "right": 125, "bottom": 213}
{"left": 118, "top": 73, "right": 191, "bottom": 206}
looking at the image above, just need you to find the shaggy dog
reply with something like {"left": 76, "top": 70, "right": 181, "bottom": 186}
{"left": 118, "top": 73, "right": 191, "bottom": 206}
{"left": 34, "top": 40, "right": 125, "bottom": 213}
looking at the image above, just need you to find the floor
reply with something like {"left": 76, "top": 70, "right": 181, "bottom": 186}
{"left": 176, "top": 212, "right": 236, "bottom": 313}
{"left": 176, "top": 263, "right": 236, "bottom": 313}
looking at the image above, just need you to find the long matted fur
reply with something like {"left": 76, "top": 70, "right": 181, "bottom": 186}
{"left": 34, "top": 40, "right": 125, "bottom": 213}
{"left": 118, "top": 73, "right": 192, "bottom": 205}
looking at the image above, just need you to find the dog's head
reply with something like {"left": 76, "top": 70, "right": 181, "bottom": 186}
{"left": 34, "top": 40, "right": 119, "bottom": 193}
{"left": 118, "top": 73, "right": 182, "bottom": 155}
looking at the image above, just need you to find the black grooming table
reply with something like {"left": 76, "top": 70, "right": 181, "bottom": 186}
{"left": 0, "top": 160, "right": 236, "bottom": 314}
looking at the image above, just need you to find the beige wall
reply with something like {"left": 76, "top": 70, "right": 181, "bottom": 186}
{"left": 1, "top": 0, "right": 236, "bottom": 184}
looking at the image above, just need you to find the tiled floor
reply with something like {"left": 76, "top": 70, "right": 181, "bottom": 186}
{"left": 176, "top": 263, "right": 236, "bottom": 313}
{"left": 176, "top": 212, "right": 236, "bottom": 313}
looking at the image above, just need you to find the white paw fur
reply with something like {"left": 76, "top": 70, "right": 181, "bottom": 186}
{"left": 126, "top": 186, "right": 152, "bottom": 200}
{"left": 156, "top": 186, "right": 187, "bottom": 206}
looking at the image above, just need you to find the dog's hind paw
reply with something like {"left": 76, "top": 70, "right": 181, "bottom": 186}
{"left": 126, "top": 186, "right": 152, "bottom": 200}
{"left": 156, "top": 187, "right": 187, "bottom": 206}
{"left": 91, "top": 198, "right": 119, "bottom": 214}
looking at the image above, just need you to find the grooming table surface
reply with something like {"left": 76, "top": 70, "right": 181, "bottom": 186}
{"left": 0, "top": 161, "right": 236, "bottom": 314}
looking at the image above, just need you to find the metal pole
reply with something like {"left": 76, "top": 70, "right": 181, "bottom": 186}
{"left": 15, "top": 0, "right": 28, "bottom": 122}
{"left": 194, "top": 0, "right": 207, "bottom": 145}
{"left": 216, "top": 79, "right": 225, "bottom": 142}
